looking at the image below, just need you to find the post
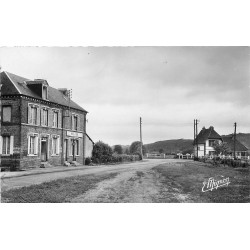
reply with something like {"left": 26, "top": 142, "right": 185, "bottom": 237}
{"left": 196, "top": 119, "right": 198, "bottom": 158}
{"left": 140, "top": 117, "right": 143, "bottom": 160}
{"left": 0, "top": 67, "right": 2, "bottom": 168}
{"left": 233, "top": 122, "right": 237, "bottom": 160}
{"left": 194, "top": 119, "right": 196, "bottom": 159}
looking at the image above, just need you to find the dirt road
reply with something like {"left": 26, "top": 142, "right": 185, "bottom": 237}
{"left": 2, "top": 159, "right": 248, "bottom": 203}
{"left": 1, "top": 159, "right": 185, "bottom": 192}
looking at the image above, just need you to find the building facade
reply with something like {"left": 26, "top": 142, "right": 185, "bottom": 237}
{"left": 0, "top": 71, "right": 90, "bottom": 170}
{"left": 193, "top": 126, "right": 223, "bottom": 157}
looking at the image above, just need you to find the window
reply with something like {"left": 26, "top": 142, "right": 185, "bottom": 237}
{"left": 209, "top": 140, "right": 215, "bottom": 147}
{"left": 28, "top": 134, "right": 38, "bottom": 155}
{"left": 41, "top": 108, "right": 49, "bottom": 126}
{"left": 2, "top": 106, "right": 12, "bottom": 122}
{"left": 28, "top": 105, "right": 39, "bottom": 125}
{"left": 72, "top": 114, "right": 78, "bottom": 131}
{"left": 53, "top": 111, "right": 59, "bottom": 128}
{"left": 43, "top": 86, "right": 48, "bottom": 100}
{"left": 51, "top": 135, "right": 60, "bottom": 155}
{"left": 0, "top": 136, "right": 14, "bottom": 155}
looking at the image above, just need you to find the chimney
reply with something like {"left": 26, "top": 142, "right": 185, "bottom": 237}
{"left": 58, "top": 88, "right": 69, "bottom": 97}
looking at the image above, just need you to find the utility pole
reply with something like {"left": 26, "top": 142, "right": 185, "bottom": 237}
{"left": 194, "top": 119, "right": 196, "bottom": 159}
{"left": 196, "top": 119, "right": 199, "bottom": 158}
{"left": 233, "top": 122, "right": 237, "bottom": 159}
{"left": 0, "top": 66, "right": 2, "bottom": 168}
{"left": 140, "top": 117, "right": 143, "bottom": 159}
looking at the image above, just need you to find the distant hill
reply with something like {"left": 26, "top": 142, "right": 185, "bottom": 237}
{"left": 144, "top": 139, "right": 193, "bottom": 154}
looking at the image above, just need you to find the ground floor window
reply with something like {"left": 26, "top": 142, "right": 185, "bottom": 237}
{"left": 1, "top": 136, "right": 14, "bottom": 155}
{"left": 76, "top": 140, "right": 80, "bottom": 156}
{"left": 52, "top": 135, "right": 60, "bottom": 155}
{"left": 28, "top": 134, "right": 38, "bottom": 155}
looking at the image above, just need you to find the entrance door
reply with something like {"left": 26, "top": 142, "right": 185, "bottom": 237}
{"left": 41, "top": 140, "right": 48, "bottom": 162}
{"left": 64, "top": 139, "right": 68, "bottom": 161}
{"left": 72, "top": 140, "right": 76, "bottom": 161}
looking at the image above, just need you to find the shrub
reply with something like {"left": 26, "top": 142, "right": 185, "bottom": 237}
{"left": 113, "top": 145, "right": 123, "bottom": 154}
{"left": 85, "top": 157, "right": 91, "bottom": 165}
{"left": 111, "top": 153, "right": 140, "bottom": 163}
{"left": 92, "top": 141, "right": 113, "bottom": 164}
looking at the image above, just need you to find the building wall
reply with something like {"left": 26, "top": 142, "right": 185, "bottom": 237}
{"left": 85, "top": 135, "right": 94, "bottom": 158}
{"left": 1, "top": 97, "right": 22, "bottom": 169}
{"left": 1, "top": 96, "right": 87, "bottom": 170}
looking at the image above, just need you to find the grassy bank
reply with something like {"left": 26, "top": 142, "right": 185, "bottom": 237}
{"left": 154, "top": 161, "right": 249, "bottom": 203}
{"left": 1, "top": 172, "right": 118, "bottom": 203}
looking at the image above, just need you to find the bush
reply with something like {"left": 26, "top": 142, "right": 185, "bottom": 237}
{"left": 91, "top": 141, "right": 113, "bottom": 164}
{"left": 111, "top": 153, "right": 140, "bottom": 163}
{"left": 85, "top": 157, "right": 91, "bottom": 165}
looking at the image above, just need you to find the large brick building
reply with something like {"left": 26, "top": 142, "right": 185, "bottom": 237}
{"left": 0, "top": 71, "right": 93, "bottom": 170}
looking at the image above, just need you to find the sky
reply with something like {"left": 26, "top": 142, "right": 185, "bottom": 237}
{"left": 0, "top": 47, "right": 249, "bottom": 145}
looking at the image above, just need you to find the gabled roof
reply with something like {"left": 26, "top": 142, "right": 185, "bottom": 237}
{"left": 194, "top": 126, "right": 222, "bottom": 144}
{"left": 0, "top": 71, "right": 87, "bottom": 112}
{"left": 222, "top": 136, "right": 248, "bottom": 152}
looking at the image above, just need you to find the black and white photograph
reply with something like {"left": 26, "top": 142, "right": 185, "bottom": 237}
{"left": 0, "top": 1, "right": 249, "bottom": 250}
{"left": 0, "top": 46, "right": 249, "bottom": 203}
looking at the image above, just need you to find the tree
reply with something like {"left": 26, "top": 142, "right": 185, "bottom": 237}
{"left": 213, "top": 141, "right": 230, "bottom": 156}
{"left": 159, "top": 148, "right": 164, "bottom": 154}
{"left": 129, "top": 141, "right": 146, "bottom": 157}
{"left": 92, "top": 141, "right": 113, "bottom": 163}
{"left": 113, "top": 145, "right": 123, "bottom": 154}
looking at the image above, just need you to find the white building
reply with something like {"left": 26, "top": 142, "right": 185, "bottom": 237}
{"left": 194, "top": 126, "right": 222, "bottom": 157}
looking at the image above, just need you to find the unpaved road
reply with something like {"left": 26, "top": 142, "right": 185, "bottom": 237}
{"left": 2, "top": 159, "right": 248, "bottom": 203}
{"left": 1, "top": 159, "right": 186, "bottom": 192}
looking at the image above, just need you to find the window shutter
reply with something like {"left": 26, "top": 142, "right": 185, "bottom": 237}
{"left": 58, "top": 111, "right": 62, "bottom": 128}
{"left": 35, "top": 136, "right": 39, "bottom": 155}
{"left": 28, "top": 105, "right": 32, "bottom": 124}
{"left": 37, "top": 107, "right": 40, "bottom": 125}
{"left": 0, "top": 136, "right": 2, "bottom": 154}
{"left": 57, "top": 136, "right": 60, "bottom": 155}
{"left": 10, "top": 136, "right": 14, "bottom": 155}
{"left": 41, "top": 109, "right": 44, "bottom": 125}
{"left": 71, "top": 115, "right": 73, "bottom": 130}
{"left": 27, "top": 136, "right": 30, "bottom": 155}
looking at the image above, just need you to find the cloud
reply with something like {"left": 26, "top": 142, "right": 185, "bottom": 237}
{"left": 1, "top": 46, "right": 249, "bottom": 145}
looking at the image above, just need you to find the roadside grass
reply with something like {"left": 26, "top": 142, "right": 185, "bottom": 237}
{"left": 1, "top": 173, "right": 118, "bottom": 203}
{"left": 154, "top": 161, "right": 249, "bottom": 203}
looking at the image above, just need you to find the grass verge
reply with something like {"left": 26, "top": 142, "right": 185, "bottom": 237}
{"left": 1, "top": 173, "right": 118, "bottom": 203}
{"left": 154, "top": 161, "right": 249, "bottom": 203}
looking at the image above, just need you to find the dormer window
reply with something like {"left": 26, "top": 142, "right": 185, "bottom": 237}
{"left": 42, "top": 85, "right": 48, "bottom": 100}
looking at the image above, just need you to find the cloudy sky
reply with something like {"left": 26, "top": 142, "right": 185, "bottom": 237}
{"left": 0, "top": 47, "right": 249, "bottom": 145}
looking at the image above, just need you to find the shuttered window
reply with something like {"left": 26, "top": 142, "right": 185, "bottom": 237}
{"left": 41, "top": 109, "right": 49, "bottom": 126}
{"left": 28, "top": 134, "right": 38, "bottom": 155}
{"left": 28, "top": 104, "right": 39, "bottom": 125}
{"left": 2, "top": 106, "right": 12, "bottom": 122}
{"left": 53, "top": 111, "right": 59, "bottom": 128}
{"left": 0, "top": 136, "right": 14, "bottom": 155}
{"left": 51, "top": 135, "right": 60, "bottom": 155}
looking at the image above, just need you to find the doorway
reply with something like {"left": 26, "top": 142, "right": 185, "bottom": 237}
{"left": 41, "top": 139, "right": 48, "bottom": 162}
{"left": 64, "top": 139, "right": 68, "bottom": 161}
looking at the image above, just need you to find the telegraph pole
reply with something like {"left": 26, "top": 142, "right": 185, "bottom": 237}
{"left": 196, "top": 119, "right": 199, "bottom": 158}
{"left": 140, "top": 117, "right": 143, "bottom": 159}
{"left": 233, "top": 122, "right": 237, "bottom": 159}
{"left": 194, "top": 119, "right": 196, "bottom": 159}
{"left": 0, "top": 66, "right": 2, "bottom": 168}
